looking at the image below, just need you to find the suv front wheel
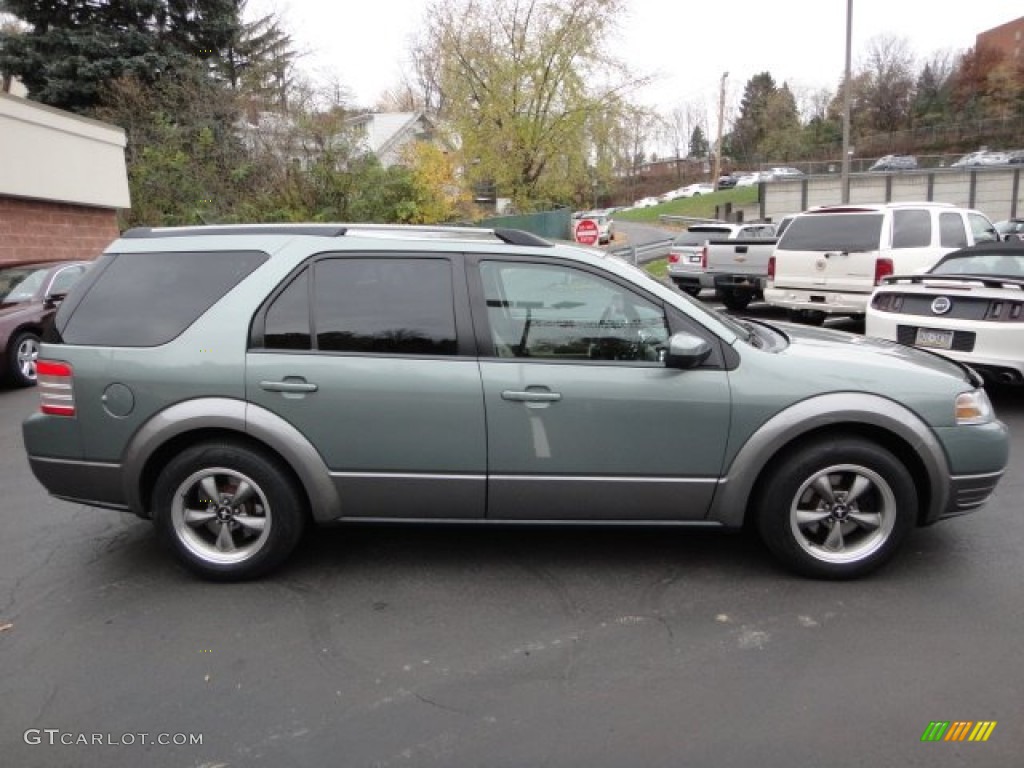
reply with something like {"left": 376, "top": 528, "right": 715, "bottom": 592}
{"left": 755, "top": 437, "right": 916, "bottom": 579}
{"left": 153, "top": 443, "right": 307, "bottom": 581}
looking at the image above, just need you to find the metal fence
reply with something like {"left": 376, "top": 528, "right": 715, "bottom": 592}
{"left": 478, "top": 208, "right": 573, "bottom": 240}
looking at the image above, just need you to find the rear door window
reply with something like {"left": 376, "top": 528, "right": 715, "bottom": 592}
{"left": 939, "top": 213, "right": 968, "bottom": 248}
{"left": 55, "top": 251, "right": 267, "bottom": 346}
{"left": 312, "top": 258, "right": 457, "bottom": 355}
{"left": 892, "top": 209, "right": 932, "bottom": 249}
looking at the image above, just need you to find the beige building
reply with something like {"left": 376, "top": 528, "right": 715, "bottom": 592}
{"left": 0, "top": 93, "right": 129, "bottom": 264}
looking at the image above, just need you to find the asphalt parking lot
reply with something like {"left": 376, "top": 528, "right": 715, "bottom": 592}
{"left": 1, "top": 363, "right": 1022, "bottom": 767}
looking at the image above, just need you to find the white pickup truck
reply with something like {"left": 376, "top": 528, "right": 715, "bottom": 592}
{"left": 667, "top": 219, "right": 792, "bottom": 310}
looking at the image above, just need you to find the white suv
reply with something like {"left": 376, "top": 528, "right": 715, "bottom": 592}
{"left": 764, "top": 203, "right": 1000, "bottom": 323}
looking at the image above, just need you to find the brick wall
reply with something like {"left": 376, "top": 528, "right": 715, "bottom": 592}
{"left": 977, "top": 16, "right": 1024, "bottom": 64}
{"left": 0, "top": 196, "right": 119, "bottom": 264}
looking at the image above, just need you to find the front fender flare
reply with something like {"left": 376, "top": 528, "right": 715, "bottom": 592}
{"left": 708, "top": 393, "right": 950, "bottom": 528}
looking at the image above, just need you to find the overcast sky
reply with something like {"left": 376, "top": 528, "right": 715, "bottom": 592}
{"left": 252, "top": 0, "right": 1020, "bottom": 113}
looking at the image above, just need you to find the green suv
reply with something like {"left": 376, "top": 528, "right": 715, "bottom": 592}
{"left": 22, "top": 224, "right": 1009, "bottom": 580}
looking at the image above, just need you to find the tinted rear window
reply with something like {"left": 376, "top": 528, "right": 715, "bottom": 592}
{"left": 777, "top": 214, "right": 884, "bottom": 252}
{"left": 312, "top": 258, "right": 457, "bottom": 355}
{"left": 56, "top": 250, "right": 267, "bottom": 346}
{"left": 673, "top": 228, "right": 732, "bottom": 245}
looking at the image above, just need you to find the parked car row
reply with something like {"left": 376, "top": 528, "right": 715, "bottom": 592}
{"left": 951, "top": 148, "right": 1024, "bottom": 167}
{"left": 668, "top": 202, "right": 1024, "bottom": 389}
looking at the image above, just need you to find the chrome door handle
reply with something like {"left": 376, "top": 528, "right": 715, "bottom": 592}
{"left": 259, "top": 379, "right": 319, "bottom": 393}
{"left": 501, "top": 390, "right": 562, "bottom": 403}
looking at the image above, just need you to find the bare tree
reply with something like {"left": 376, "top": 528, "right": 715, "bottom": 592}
{"left": 858, "top": 34, "right": 916, "bottom": 134}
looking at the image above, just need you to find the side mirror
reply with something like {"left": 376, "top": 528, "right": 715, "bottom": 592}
{"left": 43, "top": 291, "right": 68, "bottom": 309}
{"left": 664, "top": 332, "right": 712, "bottom": 370}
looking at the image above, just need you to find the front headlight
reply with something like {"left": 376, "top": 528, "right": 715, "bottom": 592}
{"left": 955, "top": 389, "right": 994, "bottom": 425}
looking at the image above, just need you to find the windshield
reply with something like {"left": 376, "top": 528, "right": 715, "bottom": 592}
{"left": 778, "top": 214, "right": 884, "bottom": 252}
{"left": 931, "top": 252, "right": 1024, "bottom": 277}
{"left": 0, "top": 266, "right": 48, "bottom": 304}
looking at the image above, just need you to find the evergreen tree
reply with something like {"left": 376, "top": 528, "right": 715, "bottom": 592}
{"left": 0, "top": 0, "right": 248, "bottom": 113}
{"left": 731, "top": 72, "right": 777, "bottom": 162}
{"left": 689, "top": 125, "right": 708, "bottom": 158}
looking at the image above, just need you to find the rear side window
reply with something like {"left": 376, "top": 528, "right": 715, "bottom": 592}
{"left": 892, "top": 209, "right": 932, "bottom": 248}
{"left": 777, "top": 214, "right": 883, "bottom": 252}
{"left": 56, "top": 251, "right": 267, "bottom": 346}
{"left": 263, "top": 270, "right": 311, "bottom": 350}
{"left": 939, "top": 213, "right": 968, "bottom": 248}
{"left": 312, "top": 258, "right": 456, "bottom": 355}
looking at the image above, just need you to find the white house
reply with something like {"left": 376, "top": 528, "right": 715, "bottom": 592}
{"left": 345, "top": 112, "right": 439, "bottom": 168}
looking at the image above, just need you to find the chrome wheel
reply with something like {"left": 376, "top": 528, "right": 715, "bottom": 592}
{"left": 17, "top": 335, "right": 39, "bottom": 382}
{"left": 788, "top": 464, "right": 896, "bottom": 565}
{"left": 170, "top": 467, "right": 272, "bottom": 566}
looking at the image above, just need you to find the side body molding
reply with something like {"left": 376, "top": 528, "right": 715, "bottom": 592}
{"left": 709, "top": 392, "right": 950, "bottom": 528}
{"left": 121, "top": 398, "right": 340, "bottom": 522}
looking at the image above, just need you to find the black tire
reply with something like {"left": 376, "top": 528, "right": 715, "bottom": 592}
{"left": 152, "top": 442, "right": 307, "bottom": 581}
{"left": 720, "top": 289, "right": 753, "bottom": 312}
{"left": 787, "top": 309, "right": 827, "bottom": 325}
{"left": 755, "top": 437, "right": 917, "bottom": 579}
{"left": 6, "top": 330, "right": 40, "bottom": 387}
{"left": 673, "top": 282, "right": 701, "bottom": 298}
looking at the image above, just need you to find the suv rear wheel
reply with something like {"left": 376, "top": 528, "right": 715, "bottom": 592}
{"left": 153, "top": 443, "right": 306, "bottom": 581}
{"left": 755, "top": 437, "right": 916, "bottom": 579}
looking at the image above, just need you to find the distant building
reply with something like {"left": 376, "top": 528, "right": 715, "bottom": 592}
{"left": 237, "top": 110, "right": 443, "bottom": 171}
{"left": 976, "top": 15, "right": 1024, "bottom": 63}
{"left": 0, "top": 93, "right": 128, "bottom": 264}
{"left": 345, "top": 112, "right": 439, "bottom": 168}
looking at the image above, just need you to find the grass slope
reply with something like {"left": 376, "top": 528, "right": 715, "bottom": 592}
{"left": 615, "top": 186, "right": 758, "bottom": 222}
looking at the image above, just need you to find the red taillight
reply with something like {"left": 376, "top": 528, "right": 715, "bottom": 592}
{"left": 874, "top": 258, "right": 894, "bottom": 285}
{"left": 37, "top": 360, "right": 75, "bottom": 416}
{"left": 668, "top": 252, "right": 679, "bottom": 264}
{"left": 700, "top": 246, "right": 708, "bottom": 269}
{"left": 767, "top": 256, "right": 776, "bottom": 281}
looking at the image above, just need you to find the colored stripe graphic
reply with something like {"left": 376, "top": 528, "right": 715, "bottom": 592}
{"left": 921, "top": 721, "right": 996, "bottom": 742}
{"left": 944, "top": 721, "right": 972, "bottom": 741}
{"left": 969, "top": 722, "right": 997, "bottom": 742}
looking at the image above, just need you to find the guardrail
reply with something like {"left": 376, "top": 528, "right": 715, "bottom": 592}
{"left": 608, "top": 238, "right": 673, "bottom": 265}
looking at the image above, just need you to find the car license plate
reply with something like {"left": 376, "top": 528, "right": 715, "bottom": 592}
{"left": 914, "top": 328, "right": 954, "bottom": 350}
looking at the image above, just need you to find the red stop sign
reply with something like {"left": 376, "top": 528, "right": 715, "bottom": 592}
{"left": 575, "top": 218, "right": 599, "bottom": 245}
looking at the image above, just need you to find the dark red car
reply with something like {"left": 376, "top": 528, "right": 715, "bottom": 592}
{"left": 1, "top": 261, "right": 90, "bottom": 386}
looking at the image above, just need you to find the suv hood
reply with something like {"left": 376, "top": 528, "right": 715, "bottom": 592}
{"left": 774, "top": 322, "right": 976, "bottom": 386}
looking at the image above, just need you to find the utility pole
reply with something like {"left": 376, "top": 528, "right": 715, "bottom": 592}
{"left": 712, "top": 71, "right": 728, "bottom": 190}
{"left": 840, "top": 0, "right": 853, "bottom": 203}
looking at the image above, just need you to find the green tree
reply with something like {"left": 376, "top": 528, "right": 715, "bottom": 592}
{"left": 0, "top": 0, "right": 298, "bottom": 114}
{"left": 689, "top": 124, "right": 708, "bottom": 158}
{"left": 759, "top": 84, "right": 802, "bottom": 160}
{"left": 730, "top": 72, "right": 777, "bottom": 162}
{"left": 411, "top": 0, "right": 645, "bottom": 209}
